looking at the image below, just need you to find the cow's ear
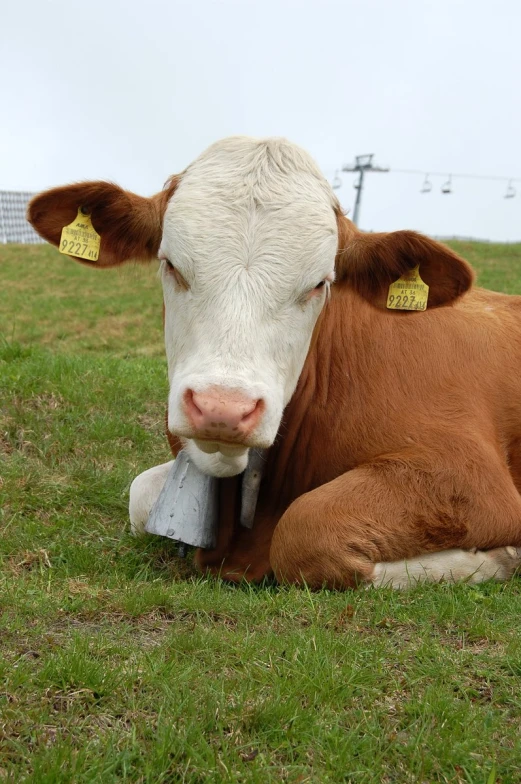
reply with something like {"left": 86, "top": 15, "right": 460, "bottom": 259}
{"left": 335, "top": 212, "right": 474, "bottom": 308}
{"left": 27, "top": 177, "right": 179, "bottom": 268}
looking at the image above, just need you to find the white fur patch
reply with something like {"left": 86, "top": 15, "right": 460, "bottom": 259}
{"left": 129, "top": 461, "right": 174, "bottom": 535}
{"left": 160, "top": 137, "right": 339, "bottom": 477}
{"left": 371, "top": 547, "right": 521, "bottom": 589}
{"left": 185, "top": 440, "right": 249, "bottom": 478}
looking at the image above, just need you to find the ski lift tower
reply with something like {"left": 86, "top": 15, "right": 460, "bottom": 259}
{"left": 342, "top": 154, "right": 389, "bottom": 226}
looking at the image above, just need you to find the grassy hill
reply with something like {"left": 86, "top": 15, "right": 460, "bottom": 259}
{"left": 2, "top": 241, "right": 521, "bottom": 783}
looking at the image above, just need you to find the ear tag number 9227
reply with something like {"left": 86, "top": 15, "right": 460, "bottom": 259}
{"left": 59, "top": 208, "right": 100, "bottom": 262}
{"left": 386, "top": 265, "right": 429, "bottom": 311}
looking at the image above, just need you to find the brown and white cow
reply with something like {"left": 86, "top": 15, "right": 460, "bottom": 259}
{"left": 28, "top": 136, "right": 521, "bottom": 589}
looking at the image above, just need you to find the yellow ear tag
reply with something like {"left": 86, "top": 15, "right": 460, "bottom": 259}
{"left": 387, "top": 265, "right": 429, "bottom": 311}
{"left": 59, "top": 208, "right": 100, "bottom": 262}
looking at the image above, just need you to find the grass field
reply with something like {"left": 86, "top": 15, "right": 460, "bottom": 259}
{"left": 2, "top": 240, "right": 521, "bottom": 783}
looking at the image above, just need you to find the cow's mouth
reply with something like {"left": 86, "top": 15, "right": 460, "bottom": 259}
{"left": 193, "top": 438, "right": 249, "bottom": 457}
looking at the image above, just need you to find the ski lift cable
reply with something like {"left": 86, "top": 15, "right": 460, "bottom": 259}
{"left": 324, "top": 166, "right": 521, "bottom": 183}
{"left": 391, "top": 169, "right": 521, "bottom": 183}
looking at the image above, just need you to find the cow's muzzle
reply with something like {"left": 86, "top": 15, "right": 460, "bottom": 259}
{"left": 182, "top": 386, "right": 265, "bottom": 443}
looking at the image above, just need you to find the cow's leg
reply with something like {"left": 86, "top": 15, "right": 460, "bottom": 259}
{"left": 270, "top": 455, "right": 521, "bottom": 590}
{"left": 371, "top": 546, "right": 521, "bottom": 589}
{"left": 129, "top": 461, "right": 174, "bottom": 535}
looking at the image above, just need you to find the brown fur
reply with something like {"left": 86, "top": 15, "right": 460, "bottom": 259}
{"left": 27, "top": 178, "right": 179, "bottom": 267}
{"left": 27, "top": 180, "right": 521, "bottom": 590}
{"left": 197, "top": 234, "right": 521, "bottom": 588}
{"left": 335, "top": 211, "right": 475, "bottom": 308}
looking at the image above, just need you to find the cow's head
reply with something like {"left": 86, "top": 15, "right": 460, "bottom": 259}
{"left": 29, "top": 137, "right": 473, "bottom": 477}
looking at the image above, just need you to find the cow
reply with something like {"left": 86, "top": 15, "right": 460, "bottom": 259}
{"left": 28, "top": 136, "right": 521, "bottom": 590}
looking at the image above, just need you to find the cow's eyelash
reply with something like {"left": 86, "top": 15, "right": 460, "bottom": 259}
{"left": 310, "top": 278, "right": 333, "bottom": 295}
{"left": 297, "top": 279, "right": 331, "bottom": 306}
{"left": 314, "top": 273, "right": 335, "bottom": 297}
{"left": 161, "top": 258, "right": 189, "bottom": 290}
{"left": 312, "top": 271, "right": 335, "bottom": 291}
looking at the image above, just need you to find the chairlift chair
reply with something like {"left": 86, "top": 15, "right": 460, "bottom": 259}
{"left": 441, "top": 175, "right": 452, "bottom": 194}
{"left": 332, "top": 171, "right": 342, "bottom": 190}
{"left": 420, "top": 174, "right": 432, "bottom": 194}
{"left": 504, "top": 180, "right": 516, "bottom": 199}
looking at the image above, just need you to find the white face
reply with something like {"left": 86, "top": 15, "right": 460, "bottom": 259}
{"left": 160, "top": 137, "right": 338, "bottom": 477}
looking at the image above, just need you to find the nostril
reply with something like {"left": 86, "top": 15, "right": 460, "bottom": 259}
{"left": 184, "top": 389, "right": 203, "bottom": 423}
{"left": 239, "top": 398, "right": 264, "bottom": 428}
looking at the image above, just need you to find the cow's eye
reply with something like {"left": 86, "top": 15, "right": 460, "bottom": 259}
{"left": 309, "top": 280, "right": 327, "bottom": 297}
{"left": 162, "top": 258, "right": 189, "bottom": 290}
{"left": 302, "top": 276, "right": 333, "bottom": 304}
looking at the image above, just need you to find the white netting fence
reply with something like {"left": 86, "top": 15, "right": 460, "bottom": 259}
{"left": 0, "top": 191, "right": 45, "bottom": 244}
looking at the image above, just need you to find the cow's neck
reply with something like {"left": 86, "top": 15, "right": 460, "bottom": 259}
{"left": 262, "top": 283, "right": 382, "bottom": 515}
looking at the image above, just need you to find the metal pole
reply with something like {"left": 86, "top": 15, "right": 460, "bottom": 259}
{"left": 341, "top": 154, "right": 389, "bottom": 227}
{"left": 352, "top": 168, "right": 365, "bottom": 227}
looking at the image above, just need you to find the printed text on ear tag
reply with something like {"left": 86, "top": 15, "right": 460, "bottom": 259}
{"left": 59, "top": 208, "right": 100, "bottom": 262}
{"left": 387, "top": 265, "right": 429, "bottom": 311}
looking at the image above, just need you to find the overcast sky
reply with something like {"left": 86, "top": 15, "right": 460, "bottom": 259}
{"left": 2, "top": 0, "right": 520, "bottom": 240}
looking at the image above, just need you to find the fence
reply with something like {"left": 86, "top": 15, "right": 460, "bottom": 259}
{"left": 0, "top": 191, "right": 45, "bottom": 244}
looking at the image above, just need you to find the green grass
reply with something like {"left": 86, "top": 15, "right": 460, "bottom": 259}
{"left": 2, "top": 240, "right": 521, "bottom": 783}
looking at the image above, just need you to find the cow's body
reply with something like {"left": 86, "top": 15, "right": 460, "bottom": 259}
{"left": 196, "top": 284, "right": 521, "bottom": 586}
{"left": 28, "top": 137, "right": 521, "bottom": 589}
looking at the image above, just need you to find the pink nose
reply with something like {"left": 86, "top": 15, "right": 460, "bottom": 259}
{"left": 183, "top": 387, "right": 264, "bottom": 441}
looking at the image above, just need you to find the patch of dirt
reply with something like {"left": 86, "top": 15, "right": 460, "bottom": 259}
{"left": 23, "top": 393, "right": 65, "bottom": 413}
{"left": 136, "top": 412, "right": 163, "bottom": 432}
{"left": 437, "top": 633, "right": 507, "bottom": 655}
{"left": 7, "top": 549, "right": 52, "bottom": 575}
{"left": 0, "top": 430, "right": 13, "bottom": 456}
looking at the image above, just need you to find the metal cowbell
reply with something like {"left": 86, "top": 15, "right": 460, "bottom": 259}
{"left": 240, "top": 449, "right": 267, "bottom": 529}
{"left": 145, "top": 450, "right": 218, "bottom": 549}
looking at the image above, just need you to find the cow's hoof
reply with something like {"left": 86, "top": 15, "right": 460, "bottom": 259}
{"left": 487, "top": 546, "right": 521, "bottom": 579}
